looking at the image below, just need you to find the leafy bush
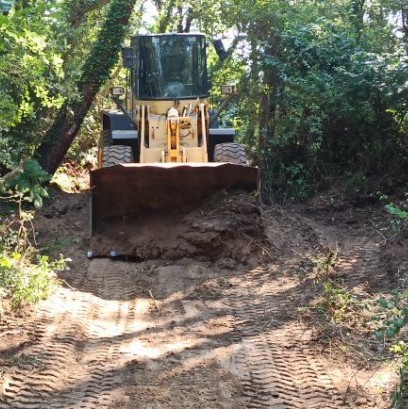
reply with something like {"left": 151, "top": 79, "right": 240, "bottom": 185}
{"left": 310, "top": 249, "right": 355, "bottom": 323}
{"left": 0, "top": 166, "right": 63, "bottom": 311}
{"left": 0, "top": 207, "right": 65, "bottom": 311}
{"left": 385, "top": 202, "right": 408, "bottom": 227}
{"left": 380, "top": 194, "right": 408, "bottom": 232}
{"left": 0, "top": 252, "right": 64, "bottom": 309}
{"left": 224, "top": 1, "right": 408, "bottom": 198}
{"left": 373, "top": 295, "right": 408, "bottom": 341}
{"left": 3, "top": 159, "right": 50, "bottom": 208}
{"left": 372, "top": 292, "right": 408, "bottom": 408}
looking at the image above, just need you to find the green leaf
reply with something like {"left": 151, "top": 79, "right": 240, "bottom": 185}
{"left": 386, "top": 327, "right": 396, "bottom": 339}
{"left": 374, "top": 330, "right": 383, "bottom": 341}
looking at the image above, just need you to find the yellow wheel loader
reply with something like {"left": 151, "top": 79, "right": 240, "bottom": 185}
{"left": 89, "top": 33, "right": 259, "bottom": 257}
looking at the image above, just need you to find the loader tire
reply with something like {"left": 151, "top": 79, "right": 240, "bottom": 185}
{"left": 214, "top": 143, "right": 247, "bottom": 165}
{"left": 101, "top": 145, "right": 133, "bottom": 168}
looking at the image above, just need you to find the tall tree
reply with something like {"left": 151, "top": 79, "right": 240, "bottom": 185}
{"left": 150, "top": 0, "right": 224, "bottom": 33}
{"left": 0, "top": 0, "right": 64, "bottom": 175}
{"left": 36, "top": 0, "right": 137, "bottom": 175}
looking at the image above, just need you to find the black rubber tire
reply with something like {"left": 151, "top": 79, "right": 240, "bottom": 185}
{"left": 98, "top": 129, "right": 112, "bottom": 149}
{"left": 213, "top": 143, "right": 247, "bottom": 165}
{"left": 101, "top": 145, "right": 133, "bottom": 167}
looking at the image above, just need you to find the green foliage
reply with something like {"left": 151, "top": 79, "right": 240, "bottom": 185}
{"left": 4, "top": 160, "right": 50, "bottom": 208}
{"left": 371, "top": 291, "right": 408, "bottom": 407}
{"left": 216, "top": 0, "right": 408, "bottom": 199}
{"left": 373, "top": 294, "right": 408, "bottom": 341}
{"left": 321, "top": 281, "right": 352, "bottom": 322}
{"left": 149, "top": 0, "right": 226, "bottom": 34}
{"left": 0, "top": 0, "right": 118, "bottom": 177}
{"left": 380, "top": 194, "right": 408, "bottom": 231}
{"left": 393, "top": 352, "right": 408, "bottom": 408}
{"left": 0, "top": 163, "right": 62, "bottom": 313}
{"left": 310, "top": 249, "right": 354, "bottom": 322}
{"left": 0, "top": 1, "right": 65, "bottom": 177}
{"left": 0, "top": 7, "right": 64, "bottom": 130}
{"left": 0, "top": 191, "right": 65, "bottom": 311}
{"left": 277, "top": 162, "right": 310, "bottom": 200}
{"left": 0, "top": 252, "right": 63, "bottom": 309}
{"left": 0, "top": 206, "right": 63, "bottom": 311}
{"left": 80, "top": 0, "right": 135, "bottom": 89}
{"left": 312, "top": 249, "right": 338, "bottom": 278}
{"left": 0, "top": 221, "right": 20, "bottom": 254}
{"left": 386, "top": 204, "right": 408, "bottom": 226}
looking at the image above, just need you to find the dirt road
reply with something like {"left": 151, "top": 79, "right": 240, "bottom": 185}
{"left": 0, "top": 189, "right": 402, "bottom": 408}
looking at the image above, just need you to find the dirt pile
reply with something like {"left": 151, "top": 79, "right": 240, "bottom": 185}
{"left": 90, "top": 190, "right": 265, "bottom": 262}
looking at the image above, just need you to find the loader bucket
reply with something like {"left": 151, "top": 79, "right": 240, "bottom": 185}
{"left": 90, "top": 162, "right": 260, "bottom": 233}
{"left": 89, "top": 163, "right": 259, "bottom": 257}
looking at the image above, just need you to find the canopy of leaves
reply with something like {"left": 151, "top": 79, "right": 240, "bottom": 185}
{"left": 0, "top": 0, "right": 121, "bottom": 195}
{"left": 216, "top": 0, "right": 408, "bottom": 197}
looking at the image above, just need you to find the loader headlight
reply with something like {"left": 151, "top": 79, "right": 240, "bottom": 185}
{"left": 110, "top": 86, "right": 125, "bottom": 96}
{"left": 221, "top": 84, "right": 237, "bottom": 96}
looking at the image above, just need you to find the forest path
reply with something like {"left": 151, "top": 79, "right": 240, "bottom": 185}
{"left": 0, "top": 189, "right": 399, "bottom": 408}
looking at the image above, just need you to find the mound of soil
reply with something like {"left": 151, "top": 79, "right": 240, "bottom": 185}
{"left": 90, "top": 191, "right": 265, "bottom": 262}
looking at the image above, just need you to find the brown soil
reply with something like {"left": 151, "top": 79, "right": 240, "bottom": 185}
{"left": 90, "top": 191, "right": 264, "bottom": 261}
{"left": 0, "top": 183, "right": 405, "bottom": 409}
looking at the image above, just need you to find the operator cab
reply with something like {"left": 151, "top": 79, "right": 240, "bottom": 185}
{"left": 130, "top": 34, "right": 209, "bottom": 100}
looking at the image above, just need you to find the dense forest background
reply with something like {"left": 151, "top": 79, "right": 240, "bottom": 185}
{"left": 0, "top": 0, "right": 407, "bottom": 202}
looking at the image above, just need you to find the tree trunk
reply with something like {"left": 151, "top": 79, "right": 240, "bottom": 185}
{"left": 257, "top": 35, "right": 281, "bottom": 153}
{"left": 66, "top": 0, "right": 111, "bottom": 28}
{"left": 35, "top": 0, "right": 137, "bottom": 175}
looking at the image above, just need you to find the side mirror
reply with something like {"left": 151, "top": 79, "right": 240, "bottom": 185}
{"left": 121, "top": 47, "right": 133, "bottom": 69}
{"left": 0, "top": 0, "right": 13, "bottom": 15}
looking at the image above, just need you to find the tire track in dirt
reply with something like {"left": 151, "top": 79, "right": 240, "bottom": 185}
{"left": 335, "top": 238, "right": 388, "bottom": 292}
{"left": 0, "top": 262, "right": 142, "bottom": 409}
{"left": 223, "top": 266, "right": 349, "bottom": 409}
{"left": 0, "top": 193, "right": 397, "bottom": 408}
{"left": 292, "top": 208, "right": 389, "bottom": 292}
{"left": 218, "top": 206, "right": 389, "bottom": 408}
{"left": 1, "top": 300, "right": 89, "bottom": 409}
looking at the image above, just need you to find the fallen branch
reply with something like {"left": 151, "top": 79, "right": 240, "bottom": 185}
{"left": 369, "top": 227, "right": 387, "bottom": 246}
{"left": 148, "top": 289, "right": 159, "bottom": 311}
{"left": 0, "top": 160, "right": 24, "bottom": 183}
{"left": 243, "top": 233, "right": 275, "bottom": 259}
{"left": 61, "top": 279, "right": 77, "bottom": 292}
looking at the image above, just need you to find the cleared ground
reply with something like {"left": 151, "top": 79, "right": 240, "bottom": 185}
{"left": 1, "top": 185, "right": 405, "bottom": 408}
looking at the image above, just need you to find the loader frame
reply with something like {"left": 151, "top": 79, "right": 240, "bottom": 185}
{"left": 89, "top": 33, "right": 259, "bottom": 255}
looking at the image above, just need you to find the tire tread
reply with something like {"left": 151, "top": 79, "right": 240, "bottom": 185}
{"left": 102, "top": 145, "right": 133, "bottom": 167}
{"left": 214, "top": 142, "right": 247, "bottom": 165}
